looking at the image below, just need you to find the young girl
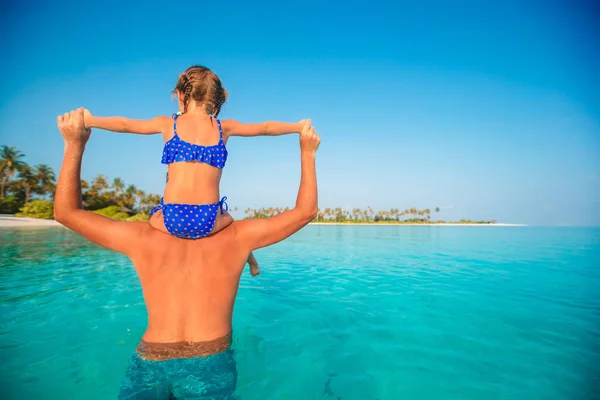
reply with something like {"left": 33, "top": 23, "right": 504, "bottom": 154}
{"left": 83, "top": 65, "right": 307, "bottom": 277}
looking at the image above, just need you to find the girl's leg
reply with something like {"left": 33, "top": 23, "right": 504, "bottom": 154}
{"left": 211, "top": 211, "right": 234, "bottom": 233}
{"left": 247, "top": 252, "right": 260, "bottom": 277}
{"left": 149, "top": 210, "right": 170, "bottom": 235}
{"left": 211, "top": 212, "right": 260, "bottom": 277}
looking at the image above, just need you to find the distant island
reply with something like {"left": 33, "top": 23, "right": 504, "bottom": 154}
{"left": 1, "top": 145, "right": 505, "bottom": 225}
{"left": 244, "top": 207, "right": 501, "bottom": 225}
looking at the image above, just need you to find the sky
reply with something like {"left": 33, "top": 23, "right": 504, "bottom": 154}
{"left": 1, "top": 0, "right": 599, "bottom": 225}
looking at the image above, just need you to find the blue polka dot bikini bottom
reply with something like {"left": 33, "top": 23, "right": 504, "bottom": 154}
{"left": 149, "top": 197, "right": 229, "bottom": 239}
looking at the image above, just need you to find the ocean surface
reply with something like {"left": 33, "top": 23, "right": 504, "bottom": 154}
{"left": 1, "top": 225, "right": 599, "bottom": 399}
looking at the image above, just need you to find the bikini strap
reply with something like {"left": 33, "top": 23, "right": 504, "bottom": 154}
{"left": 219, "top": 196, "right": 228, "bottom": 215}
{"left": 216, "top": 119, "right": 223, "bottom": 141}
{"left": 172, "top": 113, "right": 179, "bottom": 134}
{"left": 149, "top": 197, "right": 164, "bottom": 216}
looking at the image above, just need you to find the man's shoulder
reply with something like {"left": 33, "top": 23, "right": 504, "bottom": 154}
{"left": 210, "top": 221, "right": 248, "bottom": 247}
{"left": 134, "top": 222, "right": 171, "bottom": 248}
{"left": 230, "top": 219, "right": 250, "bottom": 235}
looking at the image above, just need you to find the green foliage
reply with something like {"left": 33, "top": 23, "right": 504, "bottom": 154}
{"left": 2, "top": 146, "right": 497, "bottom": 224}
{"left": 84, "top": 194, "right": 115, "bottom": 211}
{"left": 126, "top": 213, "right": 150, "bottom": 222}
{"left": 16, "top": 200, "right": 54, "bottom": 219}
{"left": 92, "top": 206, "right": 150, "bottom": 221}
{"left": 1, "top": 145, "right": 27, "bottom": 198}
{"left": 92, "top": 205, "right": 128, "bottom": 220}
{"left": 245, "top": 207, "right": 496, "bottom": 224}
{"left": 1, "top": 146, "right": 160, "bottom": 219}
{"left": 92, "top": 205, "right": 121, "bottom": 217}
{"left": 111, "top": 212, "right": 130, "bottom": 221}
{"left": 0, "top": 195, "right": 20, "bottom": 214}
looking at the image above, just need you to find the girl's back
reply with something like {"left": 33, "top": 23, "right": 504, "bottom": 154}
{"left": 163, "top": 112, "right": 226, "bottom": 205}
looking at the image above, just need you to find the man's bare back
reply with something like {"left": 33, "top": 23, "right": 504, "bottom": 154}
{"left": 132, "top": 223, "right": 248, "bottom": 344}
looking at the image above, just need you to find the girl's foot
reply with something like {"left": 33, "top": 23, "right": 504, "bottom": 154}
{"left": 249, "top": 261, "right": 260, "bottom": 277}
{"left": 149, "top": 210, "right": 169, "bottom": 234}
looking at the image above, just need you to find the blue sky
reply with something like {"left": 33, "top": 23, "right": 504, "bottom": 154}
{"left": 1, "top": 0, "right": 599, "bottom": 225}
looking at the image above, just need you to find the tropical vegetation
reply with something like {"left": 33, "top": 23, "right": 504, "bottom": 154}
{"left": 244, "top": 206, "right": 497, "bottom": 224}
{"left": 0, "top": 145, "right": 159, "bottom": 220}
{"left": 2, "top": 144, "right": 497, "bottom": 224}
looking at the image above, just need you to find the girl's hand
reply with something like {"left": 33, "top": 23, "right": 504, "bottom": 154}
{"left": 298, "top": 119, "right": 311, "bottom": 133}
{"left": 300, "top": 121, "right": 319, "bottom": 154}
{"left": 83, "top": 109, "right": 92, "bottom": 129}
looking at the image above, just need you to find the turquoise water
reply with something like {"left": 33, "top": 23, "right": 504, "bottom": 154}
{"left": 1, "top": 226, "right": 599, "bottom": 399}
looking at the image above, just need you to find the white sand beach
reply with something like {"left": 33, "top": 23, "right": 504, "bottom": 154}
{"left": 0, "top": 216, "right": 63, "bottom": 228}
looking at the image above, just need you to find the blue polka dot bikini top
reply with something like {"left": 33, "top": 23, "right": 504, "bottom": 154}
{"left": 161, "top": 114, "right": 228, "bottom": 169}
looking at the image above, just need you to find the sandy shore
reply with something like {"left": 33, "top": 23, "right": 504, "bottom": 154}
{"left": 309, "top": 222, "right": 526, "bottom": 227}
{"left": 0, "top": 216, "right": 63, "bottom": 228}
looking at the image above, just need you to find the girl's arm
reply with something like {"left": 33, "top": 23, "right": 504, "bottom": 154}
{"left": 83, "top": 110, "right": 168, "bottom": 135}
{"left": 222, "top": 119, "right": 308, "bottom": 138}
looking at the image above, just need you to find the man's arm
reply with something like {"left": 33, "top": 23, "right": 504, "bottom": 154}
{"left": 222, "top": 119, "right": 306, "bottom": 138}
{"left": 54, "top": 109, "right": 150, "bottom": 255}
{"left": 234, "top": 123, "right": 320, "bottom": 250}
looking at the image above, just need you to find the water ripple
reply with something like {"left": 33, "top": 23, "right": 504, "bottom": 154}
{"left": 1, "top": 226, "right": 599, "bottom": 399}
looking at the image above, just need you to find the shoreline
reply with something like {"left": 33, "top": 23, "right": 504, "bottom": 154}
{"left": 308, "top": 222, "right": 526, "bottom": 227}
{"left": 0, "top": 216, "right": 63, "bottom": 228}
{"left": 0, "top": 216, "right": 525, "bottom": 228}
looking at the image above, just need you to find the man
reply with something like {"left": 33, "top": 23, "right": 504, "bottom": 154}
{"left": 54, "top": 108, "right": 320, "bottom": 398}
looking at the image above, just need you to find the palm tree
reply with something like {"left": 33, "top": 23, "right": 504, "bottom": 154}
{"left": 410, "top": 207, "right": 417, "bottom": 220}
{"left": 435, "top": 207, "right": 440, "bottom": 213}
{"left": 125, "top": 184, "right": 138, "bottom": 196}
{"left": 145, "top": 193, "right": 161, "bottom": 212}
{"left": 0, "top": 146, "right": 26, "bottom": 197}
{"left": 334, "top": 207, "right": 344, "bottom": 222}
{"left": 92, "top": 175, "right": 109, "bottom": 192}
{"left": 139, "top": 193, "right": 161, "bottom": 214}
{"left": 123, "top": 184, "right": 139, "bottom": 210}
{"left": 35, "top": 164, "right": 56, "bottom": 199}
{"left": 133, "top": 189, "right": 146, "bottom": 211}
{"left": 14, "top": 165, "right": 40, "bottom": 203}
{"left": 112, "top": 178, "right": 125, "bottom": 200}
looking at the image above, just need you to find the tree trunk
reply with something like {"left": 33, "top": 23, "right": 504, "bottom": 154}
{"left": 25, "top": 187, "right": 30, "bottom": 204}
{"left": 0, "top": 176, "right": 6, "bottom": 198}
